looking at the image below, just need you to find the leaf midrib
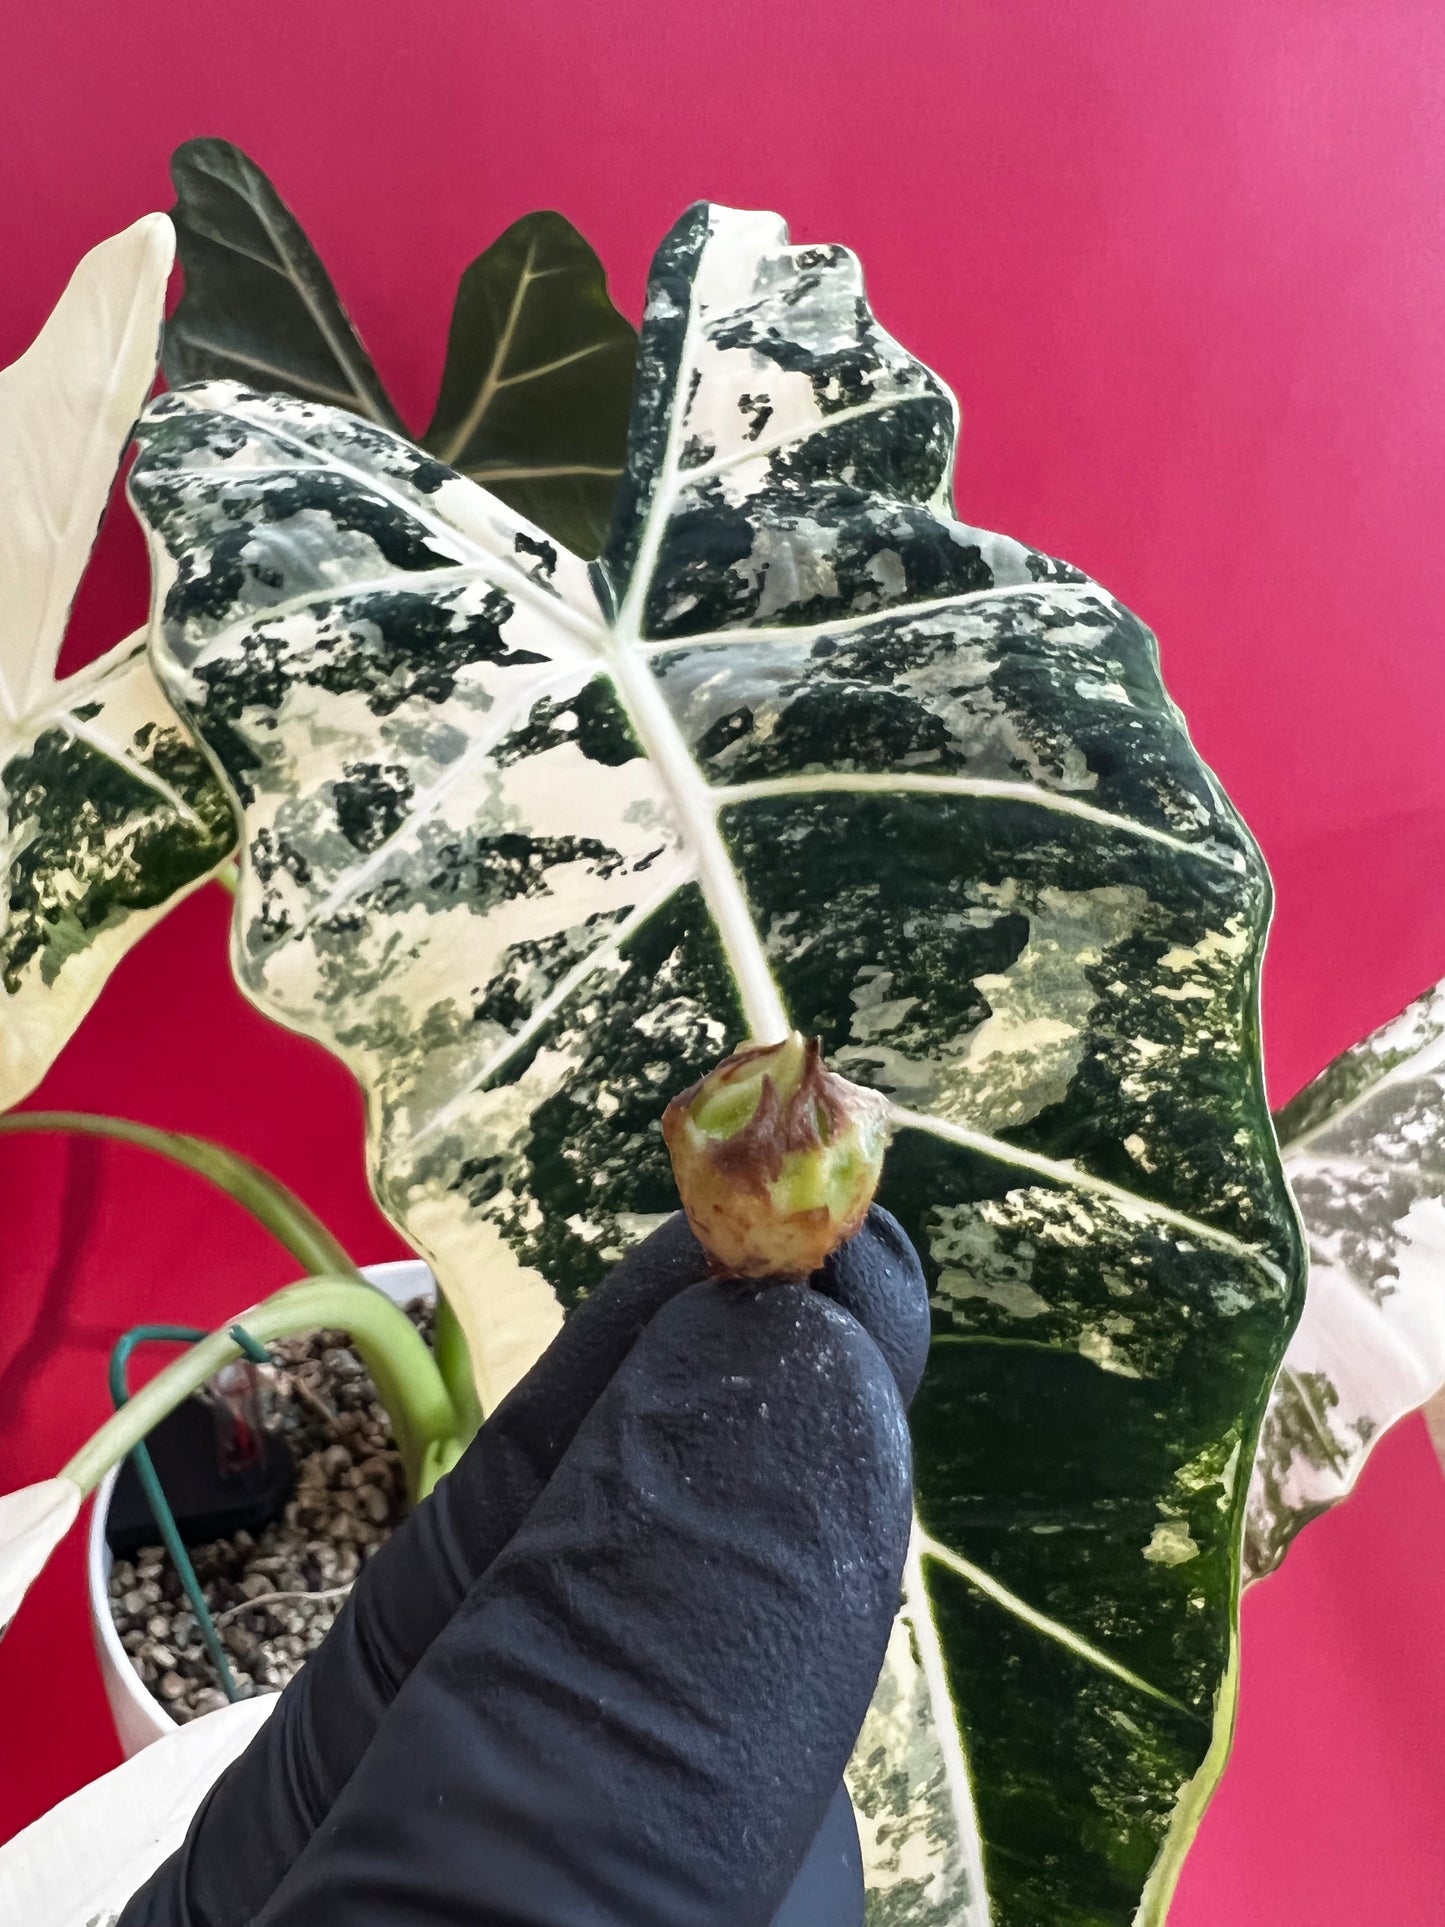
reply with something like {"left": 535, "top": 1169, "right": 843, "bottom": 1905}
{"left": 606, "top": 214, "right": 790, "bottom": 1045}
{"left": 432, "top": 251, "right": 588, "bottom": 471}
{"left": 901, "top": 1534, "right": 990, "bottom": 1927}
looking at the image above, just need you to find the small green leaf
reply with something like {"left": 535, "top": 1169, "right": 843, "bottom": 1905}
{"left": 165, "top": 143, "right": 635, "bottom": 558}
{"left": 165, "top": 138, "right": 402, "bottom": 430}
{"left": 1246, "top": 976, "right": 1445, "bottom": 1578}
{"left": 422, "top": 211, "right": 636, "bottom": 557}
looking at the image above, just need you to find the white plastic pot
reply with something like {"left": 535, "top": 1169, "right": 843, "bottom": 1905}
{"left": 87, "top": 1260, "right": 435, "bottom": 1755}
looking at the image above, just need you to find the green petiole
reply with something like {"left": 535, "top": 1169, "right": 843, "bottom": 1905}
{"left": 60, "top": 1275, "right": 465, "bottom": 1503}
{"left": 7, "top": 1116, "right": 481, "bottom": 1500}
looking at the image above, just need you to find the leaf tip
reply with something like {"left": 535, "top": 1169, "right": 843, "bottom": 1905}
{"left": 0, "top": 1477, "right": 82, "bottom": 1637}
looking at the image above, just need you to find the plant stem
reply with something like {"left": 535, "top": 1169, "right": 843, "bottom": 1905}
{"left": 0, "top": 1112, "right": 360, "bottom": 1281}
{"left": 59, "top": 1276, "right": 459, "bottom": 1501}
{"left": 432, "top": 1290, "right": 484, "bottom": 1443}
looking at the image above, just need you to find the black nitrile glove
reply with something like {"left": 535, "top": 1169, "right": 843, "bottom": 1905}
{"left": 119, "top": 1207, "right": 930, "bottom": 1927}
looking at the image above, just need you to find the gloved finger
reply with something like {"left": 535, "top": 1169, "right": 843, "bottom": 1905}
{"left": 117, "top": 1210, "right": 713, "bottom": 1927}
{"left": 245, "top": 1277, "right": 914, "bottom": 1927}
{"left": 818, "top": 1204, "right": 931, "bottom": 1407}
{"left": 774, "top": 1783, "right": 866, "bottom": 1927}
{"left": 119, "top": 1208, "right": 929, "bottom": 1927}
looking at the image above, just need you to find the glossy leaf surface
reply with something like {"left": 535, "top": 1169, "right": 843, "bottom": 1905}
{"left": 1246, "top": 978, "right": 1445, "bottom": 1577}
{"left": 165, "top": 139, "right": 402, "bottom": 430}
{"left": 423, "top": 210, "right": 637, "bottom": 555}
{"left": 0, "top": 216, "right": 233, "bottom": 1112}
{"left": 130, "top": 203, "right": 1303, "bottom": 1926}
{"left": 165, "top": 140, "right": 635, "bottom": 557}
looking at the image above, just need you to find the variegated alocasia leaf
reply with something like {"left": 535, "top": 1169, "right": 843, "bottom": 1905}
{"left": 129, "top": 203, "right": 1303, "bottom": 1927}
{"left": 165, "top": 139, "right": 636, "bottom": 557}
{"left": 1245, "top": 977, "right": 1445, "bottom": 1579}
{"left": 0, "top": 216, "right": 233, "bottom": 1113}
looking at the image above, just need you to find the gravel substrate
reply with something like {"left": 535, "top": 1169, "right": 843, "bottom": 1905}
{"left": 107, "top": 1306, "right": 431, "bottom": 1723}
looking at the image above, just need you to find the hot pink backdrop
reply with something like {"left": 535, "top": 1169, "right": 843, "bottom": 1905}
{"left": 3, "top": 3, "right": 1444, "bottom": 1917}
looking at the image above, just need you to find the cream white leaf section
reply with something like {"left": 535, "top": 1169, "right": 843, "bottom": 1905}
{"left": 130, "top": 205, "right": 1302, "bottom": 1927}
{"left": 132, "top": 383, "right": 674, "bottom": 1407}
{"left": 0, "top": 217, "right": 233, "bottom": 1111}
{"left": 1247, "top": 978, "right": 1445, "bottom": 1578}
{"left": 0, "top": 1694, "right": 275, "bottom": 1925}
{"left": 0, "top": 217, "right": 171, "bottom": 712}
{"left": 1424, "top": 1382, "right": 1445, "bottom": 1470}
{"left": 847, "top": 1542, "right": 987, "bottom": 1927}
{"left": 0, "top": 1476, "right": 80, "bottom": 1634}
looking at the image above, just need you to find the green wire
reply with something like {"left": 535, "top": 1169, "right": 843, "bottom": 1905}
{"left": 109, "top": 1322, "right": 273, "bottom": 1706}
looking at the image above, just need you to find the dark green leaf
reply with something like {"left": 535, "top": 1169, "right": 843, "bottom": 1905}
{"left": 422, "top": 211, "right": 636, "bottom": 557}
{"left": 164, "top": 138, "right": 402, "bottom": 430}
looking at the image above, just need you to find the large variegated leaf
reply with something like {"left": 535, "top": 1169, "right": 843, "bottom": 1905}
{"left": 0, "top": 216, "right": 233, "bottom": 1112}
{"left": 130, "top": 203, "right": 1303, "bottom": 1927}
{"left": 1246, "top": 978, "right": 1445, "bottom": 1578}
{"left": 165, "top": 139, "right": 636, "bottom": 557}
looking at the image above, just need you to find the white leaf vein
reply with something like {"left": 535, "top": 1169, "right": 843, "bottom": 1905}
{"left": 891, "top": 1106, "right": 1285, "bottom": 1285}
{"left": 637, "top": 578, "right": 1107, "bottom": 654}
{"left": 408, "top": 858, "right": 696, "bottom": 1154}
{"left": 918, "top": 1531, "right": 1195, "bottom": 1718}
{"left": 715, "top": 771, "right": 1236, "bottom": 868}
{"left": 285, "top": 661, "right": 603, "bottom": 942}
{"left": 162, "top": 392, "right": 605, "bottom": 648}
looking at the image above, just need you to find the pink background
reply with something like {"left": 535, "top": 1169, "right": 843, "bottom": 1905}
{"left": 3, "top": 3, "right": 1445, "bottom": 1917}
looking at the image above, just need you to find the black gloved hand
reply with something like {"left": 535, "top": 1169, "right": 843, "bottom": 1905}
{"left": 119, "top": 1207, "right": 930, "bottom": 1927}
